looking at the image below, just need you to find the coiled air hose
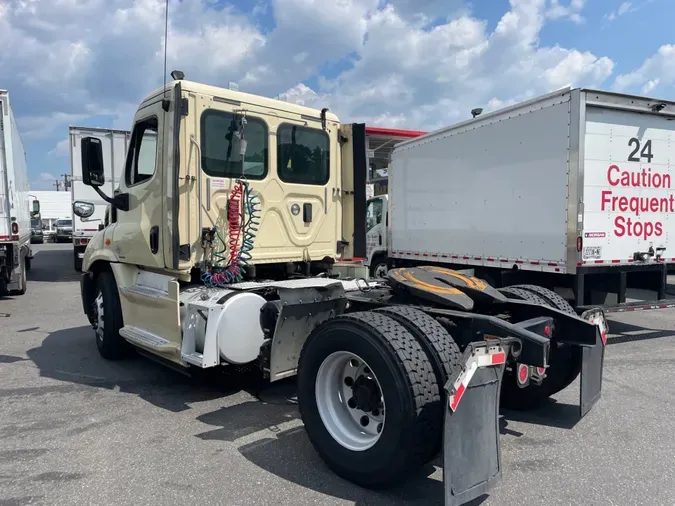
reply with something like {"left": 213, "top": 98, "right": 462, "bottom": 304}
{"left": 202, "top": 179, "right": 260, "bottom": 287}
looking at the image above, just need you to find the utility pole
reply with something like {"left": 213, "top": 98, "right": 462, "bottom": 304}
{"left": 62, "top": 173, "right": 71, "bottom": 190}
{"left": 53, "top": 180, "right": 62, "bottom": 191}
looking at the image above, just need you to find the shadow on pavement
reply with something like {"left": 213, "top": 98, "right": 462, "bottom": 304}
{"left": 501, "top": 399, "right": 581, "bottom": 430}
{"left": 26, "top": 325, "right": 445, "bottom": 505}
{"left": 238, "top": 426, "right": 444, "bottom": 506}
{"left": 27, "top": 246, "right": 81, "bottom": 283}
{"left": 24, "top": 325, "right": 264, "bottom": 413}
{"left": 605, "top": 319, "right": 675, "bottom": 345}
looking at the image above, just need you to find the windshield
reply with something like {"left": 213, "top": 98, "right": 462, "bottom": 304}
{"left": 56, "top": 220, "right": 72, "bottom": 227}
{"left": 31, "top": 218, "right": 41, "bottom": 227}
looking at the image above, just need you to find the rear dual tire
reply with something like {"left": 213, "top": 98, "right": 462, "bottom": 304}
{"left": 298, "top": 308, "right": 459, "bottom": 489}
{"left": 498, "top": 285, "right": 581, "bottom": 409}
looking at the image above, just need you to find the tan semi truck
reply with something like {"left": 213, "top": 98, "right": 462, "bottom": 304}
{"left": 76, "top": 71, "right": 608, "bottom": 505}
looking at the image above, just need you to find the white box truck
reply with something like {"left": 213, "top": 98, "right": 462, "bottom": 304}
{"left": 372, "top": 87, "right": 675, "bottom": 312}
{"left": 0, "top": 89, "right": 35, "bottom": 296}
{"left": 69, "top": 126, "right": 130, "bottom": 271}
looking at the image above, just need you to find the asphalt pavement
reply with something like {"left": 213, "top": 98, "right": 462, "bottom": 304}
{"left": 0, "top": 243, "right": 673, "bottom": 505}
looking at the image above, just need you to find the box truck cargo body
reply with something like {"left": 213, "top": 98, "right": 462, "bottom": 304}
{"left": 0, "top": 90, "right": 32, "bottom": 295}
{"left": 69, "top": 126, "right": 130, "bottom": 271}
{"left": 386, "top": 87, "right": 675, "bottom": 311}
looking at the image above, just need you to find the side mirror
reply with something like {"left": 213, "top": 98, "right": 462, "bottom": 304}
{"left": 81, "top": 137, "right": 105, "bottom": 187}
{"left": 73, "top": 200, "right": 95, "bottom": 218}
{"left": 31, "top": 200, "right": 40, "bottom": 216}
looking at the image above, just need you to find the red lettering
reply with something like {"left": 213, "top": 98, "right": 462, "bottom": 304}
{"left": 614, "top": 216, "right": 664, "bottom": 239}
{"left": 633, "top": 220, "right": 643, "bottom": 237}
{"left": 601, "top": 190, "right": 612, "bottom": 210}
{"left": 607, "top": 165, "right": 620, "bottom": 186}
{"left": 614, "top": 216, "right": 626, "bottom": 237}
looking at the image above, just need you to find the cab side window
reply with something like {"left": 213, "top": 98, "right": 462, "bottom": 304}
{"left": 277, "top": 123, "right": 330, "bottom": 185}
{"left": 201, "top": 110, "right": 268, "bottom": 180}
{"left": 366, "top": 198, "right": 383, "bottom": 232}
{"left": 125, "top": 117, "right": 158, "bottom": 187}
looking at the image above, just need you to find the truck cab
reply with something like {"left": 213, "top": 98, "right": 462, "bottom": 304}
{"left": 365, "top": 194, "right": 388, "bottom": 278}
{"left": 76, "top": 75, "right": 366, "bottom": 365}
{"left": 74, "top": 74, "right": 607, "bottom": 506}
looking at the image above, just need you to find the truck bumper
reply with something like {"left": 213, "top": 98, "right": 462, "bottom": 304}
{"left": 441, "top": 312, "right": 606, "bottom": 505}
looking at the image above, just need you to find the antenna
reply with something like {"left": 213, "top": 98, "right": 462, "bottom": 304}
{"left": 163, "top": 0, "right": 169, "bottom": 96}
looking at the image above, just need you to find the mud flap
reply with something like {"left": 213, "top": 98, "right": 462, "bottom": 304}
{"left": 579, "top": 308, "right": 608, "bottom": 418}
{"left": 443, "top": 341, "right": 514, "bottom": 506}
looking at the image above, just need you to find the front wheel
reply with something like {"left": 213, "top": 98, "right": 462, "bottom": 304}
{"left": 369, "top": 257, "right": 389, "bottom": 279}
{"left": 297, "top": 311, "right": 440, "bottom": 489}
{"left": 93, "top": 272, "right": 129, "bottom": 360}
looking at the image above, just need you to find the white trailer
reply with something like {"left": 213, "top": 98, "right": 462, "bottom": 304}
{"left": 0, "top": 90, "right": 34, "bottom": 296}
{"left": 69, "top": 126, "right": 130, "bottom": 271}
{"left": 384, "top": 87, "right": 675, "bottom": 311}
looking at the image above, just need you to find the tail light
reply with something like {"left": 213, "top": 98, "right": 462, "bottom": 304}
{"left": 76, "top": 238, "right": 89, "bottom": 246}
{"left": 576, "top": 236, "right": 582, "bottom": 252}
{"left": 11, "top": 223, "right": 19, "bottom": 235}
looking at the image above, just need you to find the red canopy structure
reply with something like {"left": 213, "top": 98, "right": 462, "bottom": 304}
{"left": 365, "top": 126, "right": 427, "bottom": 190}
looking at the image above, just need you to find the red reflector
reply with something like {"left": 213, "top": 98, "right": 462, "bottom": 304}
{"left": 449, "top": 383, "right": 466, "bottom": 411}
{"left": 544, "top": 325, "right": 552, "bottom": 336}
{"left": 601, "top": 331, "right": 607, "bottom": 345}
{"left": 536, "top": 367, "right": 546, "bottom": 375}
{"left": 490, "top": 352, "right": 506, "bottom": 365}
{"left": 517, "top": 364, "right": 529, "bottom": 383}
{"left": 576, "top": 236, "right": 582, "bottom": 252}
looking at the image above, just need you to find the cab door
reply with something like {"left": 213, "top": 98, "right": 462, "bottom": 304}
{"left": 111, "top": 102, "right": 164, "bottom": 268}
{"left": 193, "top": 97, "right": 341, "bottom": 268}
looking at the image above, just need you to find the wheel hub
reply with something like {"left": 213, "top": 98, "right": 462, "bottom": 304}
{"left": 315, "top": 351, "right": 387, "bottom": 452}
{"left": 351, "top": 375, "right": 381, "bottom": 413}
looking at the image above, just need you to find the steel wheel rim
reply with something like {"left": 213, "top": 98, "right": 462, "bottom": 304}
{"left": 94, "top": 292, "right": 104, "bottom": 341}
{"left": 315, "top": 351, "right": 386, "bottom": 451}
{"left": 374, "top": 263, "right": 388, "bottom": 278}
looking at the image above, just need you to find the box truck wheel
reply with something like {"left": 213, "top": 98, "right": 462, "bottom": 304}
{"left": 297, "top": 311, "right": 440, "bottom": 489}
{"left": 93, "top": 272, "right": 129, "bottom": 360}
{"left": 369, "top": 255, "right": 389, "bottom": 279}
{"left": 373, "top": 305, "right": 461, "bottom": 461}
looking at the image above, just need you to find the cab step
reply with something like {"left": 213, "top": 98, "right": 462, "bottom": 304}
{"left": 119, "top": 326, "right": 176, "bottom": 351}
{"left": 120, "top": 284, "right": 169, "bottom": 299}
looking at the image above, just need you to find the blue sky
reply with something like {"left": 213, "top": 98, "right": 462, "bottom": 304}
{"left": 0, "top": 0, "right": 672, "bottom": 190}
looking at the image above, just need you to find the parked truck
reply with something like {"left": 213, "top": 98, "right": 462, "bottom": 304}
{"left": 75, "top": 73, "right": 607, "bottom": 505}
{"left": 0, "top": 89, "right": 36, "bottom": 296}
{"left": 366, "top": 87, "right": 675, "bottom": 314}
{"left": 69, "top": 126, "right": 130, "bottom": 271}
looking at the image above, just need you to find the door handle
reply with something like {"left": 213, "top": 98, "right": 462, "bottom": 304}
{"left": 149, "top": 225, "right": 159, "bottom": 254}
{"left": 303, "top": 203, "right": 312, "bottom": 224}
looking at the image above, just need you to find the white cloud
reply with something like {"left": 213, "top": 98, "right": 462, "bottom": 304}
{"left": 613, "top": 45, "right": 675, "bottom": 94}
{"left": 546, "top": 0, "right": 586, "bottom": 23}
{"left": 48, "top": 139, "right": 70, "bottom": 158}
{"left": 280, "top": 0, "right": 613, "bottom": 128}
{"left": 0, "top": 0, "right": 618, "bottom": 141}
{"left": 604, "top": 0, "right": 654, "bottom": 21}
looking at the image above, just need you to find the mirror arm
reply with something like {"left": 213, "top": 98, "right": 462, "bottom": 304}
{"left": 93, "top": 186, "right": 130, "bottom": 212}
